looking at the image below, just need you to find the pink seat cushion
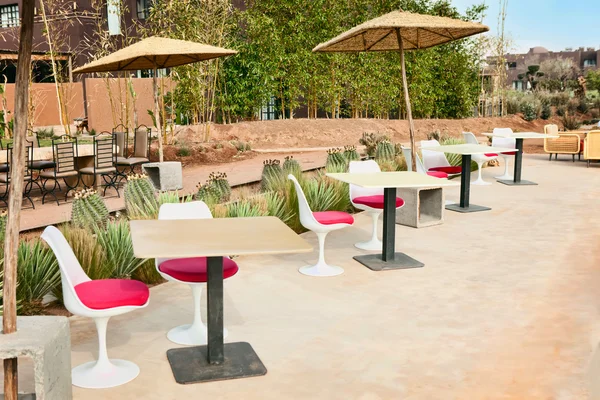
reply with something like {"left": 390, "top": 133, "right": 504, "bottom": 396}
{"left": 313, "top": 211, "right": 354, "bottom": 225}
{"left": 429, "top": 166, "right": 462, "bottom": 174}
{"left": 159, "top": 257, "right": 239, "bottom": 283}
{"left": 502, "top": 151, "right": 517, "bottom": 155}
{"left": 353, "top": 195, "right": 404, "bottom": 209}
{"left": 427, "top": 171, "right": 448, "bottom": 179}
{"left": 484, "top": 153, "right": 499, "bottom": 157}
{"left": 74, "top": 279, "right": 149, "bottom": 310}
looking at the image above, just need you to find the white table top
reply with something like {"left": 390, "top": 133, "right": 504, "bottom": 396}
{"left": 482, "top": 132, "right": 559, "bottom": 139}
{"left": 130, "top": 216, "right": 312, "bottom": 258}
{"left": 424, "top": 144, "right": 519, "bottom": 155}
{"left": 326, "top": 171, "right": 459, "bottom": 189}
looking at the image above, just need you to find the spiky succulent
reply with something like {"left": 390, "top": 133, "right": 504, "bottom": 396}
{"left": 375, "top": 140, "right": 395, "bottom": 162}
{"left": 261, "top": 159, "right": 285, "bottom": 192}
{"left": 71, "top": 188, "right": 109, "bottom": 230}
{"left": 343, "top": 145, "right": 360, "bottom": 162}
{"left": 124, "top": 173, "right": 158, "bottom": 219}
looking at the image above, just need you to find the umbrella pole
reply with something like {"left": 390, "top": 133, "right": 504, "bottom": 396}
{"left": 153, "top": 65, "right": 164, "bottom": 162}
{"left": 395, "top": 29, "right": 417, "bottom": 172}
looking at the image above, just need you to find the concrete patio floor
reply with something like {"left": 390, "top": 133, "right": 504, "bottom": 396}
{"left": 58, "top": 155, "right": 600, "bottom": 398}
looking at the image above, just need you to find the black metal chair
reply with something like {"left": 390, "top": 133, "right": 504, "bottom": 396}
{"left": 0, "top": 143, "right": 35, "bottom": 209}
{"left": 40, "top": 136, "right": 80, "bottom": 205}
{"left": 27, "top": 129, "right": 56, "bottom": 171}
{"left": 79, "top": 133, "right": 120, "bottom": 197}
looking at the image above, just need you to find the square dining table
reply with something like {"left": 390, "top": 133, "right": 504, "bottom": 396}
{"left": 425, "top": 144, "right": 518, "bottom": 213}
{"left": 130, "top": 216, "right": 312, "bottom": 384}
{"left": 482, "top": 131, "right": 559, "bottom": 186}
{"left": 326, "top": 171, "right": 458, "bottom": 271}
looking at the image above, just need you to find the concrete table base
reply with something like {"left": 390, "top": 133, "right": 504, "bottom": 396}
{"left": 396, "top": 187, "right": 444, "bottom": 228}
{"left": 0, "top": 316, "right": 72, "bottom": 400}
{"left": 142, "top": 162, "right": 183, "bottom": 191}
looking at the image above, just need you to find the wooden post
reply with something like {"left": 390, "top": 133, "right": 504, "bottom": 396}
{"left": 153, "top": 65, "right": 164, "bottom": 162}
{"left": 3, "top": 0, "right": 35, "bottom": 399}
{"left": 395, "top": 28, "right": 417, "bottom": 172}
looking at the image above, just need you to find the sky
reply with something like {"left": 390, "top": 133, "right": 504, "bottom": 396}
{"left": 451, "top": 0, "right": 600, "bottom": 54}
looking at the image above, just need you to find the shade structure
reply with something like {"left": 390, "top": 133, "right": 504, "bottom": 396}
{"left": 73, "top": 37, "right": 237, "bottom": 162}
{"left": 313, "top": 10, "right": 488, "bottom": 170}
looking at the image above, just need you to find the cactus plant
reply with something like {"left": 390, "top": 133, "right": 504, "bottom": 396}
{"left": 261, "top": 159, "right": 285, "bottom": 192}
{"left": 195, "top": 182, "right": 221, "bottom": 206}
{"left": 326, "top": 148, "right": 346, "bottom": 173}
{"left": 343, "top": 145, "right": 360, "bottom": 162}
{"left": 359, "top": 132, "right": 389, "bottom": 158}
{"left": 124, "top": 173, "right": 158, "bottom": 219}
{"left": 71, "top": 189, "right": 110, "bottom": 230}
{"left": 209, "top": 172, "right": 231, "bottom": 202}
{"left": 375, "top": 140, "right": 395, "bottom": 162}
{"left": 282, "top": 155, "right": 302, "bottom": 178}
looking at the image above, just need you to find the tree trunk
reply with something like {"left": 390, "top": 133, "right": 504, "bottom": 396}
{"left": 153, "top": 67, "right": 164, "bottom": 162}
{"left": 396, "top": 29, "right": 417, "bottom": 172}
{"left": 3, "top": 1, "right": 35, "bottom": 399}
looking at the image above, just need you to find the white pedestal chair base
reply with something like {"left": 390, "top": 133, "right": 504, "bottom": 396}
{"left": 72, "top": 359, "right": 140, "bottom": 389}
{"left": 495, "top": 156, "right": 513, "bottom": 180}
{"left": 299, "top": 263, "right": 344, "bottom": 277}
{"left": 354, "top": 238, "right": 383, "bottom": 251}
{"left": 472, "top": 161, "right": 492, "bottom": 185}
{"left": 167, "top": 324, "right": 228, "bottom": 346}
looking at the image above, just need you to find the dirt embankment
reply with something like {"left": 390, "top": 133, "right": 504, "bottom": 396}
{"left": 205, "top": 115, "right": 562, "bottom": 149}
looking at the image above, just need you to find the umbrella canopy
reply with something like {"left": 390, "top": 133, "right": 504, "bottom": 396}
{"left": 73, "top": 36, "right": 237, "bottom": 73}
{"left": 313, "top": 10, "right": 488, "bottom": 171}
{"left": 312, "top": 10, "right": 488, "bottom": 53}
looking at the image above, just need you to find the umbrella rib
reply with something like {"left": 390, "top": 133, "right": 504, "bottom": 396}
{"left": 420, "top": 27, "right": 453, "bottom": 41}
{"left": 161, "top": 55, "right": 171, "bottom": 68}
{"left": 361, "top": 32, "right": 367, "bottom": 50}
{"left": 445, "top": 29, "right": 456, "bottom": 40}
{"left": 119, "top": 58, "right": 138, "bottom": 70}
{"left": 365, "top": 30, "right": 394, "bottom": 51}
{"left": 401, "top": 36, "right": 418, "bottom": 49}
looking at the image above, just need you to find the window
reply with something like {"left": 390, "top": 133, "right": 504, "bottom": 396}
{"left": 261, "top": 97, "right": 277, "bottom": 120}
{"left": 512, "top": 80, "right": 524, "bottom": 91}
{"left": 107, "top": 0, "right": 121, "bottom": 35}
{"left": 0, "top": 4, "right": 19, "bottom": 28}
{"left": 507, "top": 61, "right": 517, "bottom": 69}
{"left": 584, "top": 59, "right": 597, "bottom": 68}
{"left": 137, "top": 0, "right": 153, "bottom": 20}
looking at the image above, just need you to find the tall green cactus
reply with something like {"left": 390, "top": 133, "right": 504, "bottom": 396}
{"left": 209, "top": 172, "right": 231, "bottom": 202}
{"left": 282, "top": 155, "right": 302, "bottom": 178}
{"left": 343, "top": 145, "right": 360, "bottom": 162}
{"left": 375, "top": 140, "right": 395, "bottom": 162}
{"left": 261, "top": 159, "right": 285, "bottom": 192}
{"left": 71, "top": 189, "right": 110, "bottom": 230}
{"left": 196, "top": 182, "right": 221, "bottom": 205}
{"left": 326, "top": 148, "right": 346, "bottom": 173}
{"left": 124, "top": 173, "right": 158, "bottom": 219}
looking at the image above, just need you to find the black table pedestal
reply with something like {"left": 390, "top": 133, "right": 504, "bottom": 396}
{"left": 446, "top": 154, "right": 491, "bottom": 213}
{"left": 166, "top": 256, "right": 267, "bottom": 384}
{"left": 354, "top": 187, "right": 424, "bottom": 271}
{"left": 497, "top": 138, "right": 537, "bottom": 186}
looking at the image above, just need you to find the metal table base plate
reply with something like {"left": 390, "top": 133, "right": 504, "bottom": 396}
{"left": 497, "top": 179, "right": 537, "bottom": 186}
{"left": 166, "top": 342, "right": 267, "bottom": 384}
{"left": 445, "top": 204, "right": 491, "bottom": 213}
{"left": 353, "top": 253, "right": 424, "bottom": 271}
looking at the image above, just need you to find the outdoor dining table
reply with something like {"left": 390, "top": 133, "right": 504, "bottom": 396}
{"left": 482, "top": 131, "right": 558, "bottom": 186}
{"left": 0, "top": 143, "right": 104, "bottom": 163}
{"left": 425, "top": 144, "right": 518, "bottom": 213}
{"left": 326, "top": 171, "right": 458, "bottom": 271}
{"left": 130, "top": 216, "right": 312, "bottom": 384}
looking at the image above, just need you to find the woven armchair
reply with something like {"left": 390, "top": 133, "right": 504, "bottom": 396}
{"left": 584, "top": 130, "right": 600, "bottom": 167}
{"left": 544, "top": 124, "right": 580, "bottom": 162}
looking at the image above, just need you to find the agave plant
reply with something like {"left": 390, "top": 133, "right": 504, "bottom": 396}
{"left": 96, "top": 219, "right": 147, "bottom": 279}
{"left": 17, "top": 239, "right": 61, "bottom": 315}
{"left": 226, "top": 199, "right": 266, "bottom": 218}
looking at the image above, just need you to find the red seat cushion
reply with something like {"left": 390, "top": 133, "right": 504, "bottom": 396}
{"left": 580, "top": 139, "right": 584, "bottom": 152}
{"left": 353, "top": 195, "right": 404, "bottom": 209}
{"left": 74, "top": 279, "right": 149, "bottom": 310}
{"left": 429, "top": 166, "right": 462, "bottom": 174}
{"left": 313, "top": 211, "right": 354, "bottom": 225}
{"left": 501, "top": 151, "right": 517, "bottom": 155}
{"left": 484, "top": 153, "right": 498, "bottom": 157}
{"left": 159, "top": 257, "right": 239, "bottom": 283}
{"left": 427, "top": 171, "right": 448, "bottom": 179}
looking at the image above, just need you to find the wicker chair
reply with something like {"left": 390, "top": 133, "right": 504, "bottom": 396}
{"left": 584, "top": 130, "right": 600, "bottom": 167}
{"left": 543, "top": 124, "right": 580, "bottom": 161}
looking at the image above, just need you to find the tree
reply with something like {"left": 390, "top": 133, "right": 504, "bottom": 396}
{"left": 539, "top": 57, "right": 577, "bottom": 92}
{"left": 586, "top": 69, "right": 600, "bottom": 92}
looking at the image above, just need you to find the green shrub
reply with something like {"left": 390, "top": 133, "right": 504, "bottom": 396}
{"left": 261, "top": 159, "right": 285, "bottom": 192}
{"left": 124, "top": 173, "right": 158, "bottom": 219}
{"left": 556, "top": 105, "right": 567, "bottom": 117}
{"left": 540, "top": 103, "right": 552, "bottom": 120}
{"left": 16, "top": 239, "right": 61, "bottom": 315}
{"left": 577, "top": 98, "right": 590, "bottom": 114}
{"left": 71, "top": 189, "right": 109, "bottom": 230}
{"left": 520, "top": 102, "right": 538, "bottom": 121}
{"left": 231, "top": 140, "right": 251, "bottom": 152}
{"left": 35, "top": 127, "right": 54, "bottom": 139}
{"left": 59, "top": 225, "right": 109, "bottom": 283}
{"left": 0, "top": 209, "right": 6, "bottom": 244}
{"left": 567, "top": 99, "right": 578, "bottom": 115}
{"left": 562, "top": 114, "right": 582, "bottom": 131}
{"left": 176, "top": 145, "right": 191, "bottom": 157}
{"left": 96, "top": 219, "right": 147, "bottom": 279}
{"left": 325, "top": 148, "right": 346, "bottom": 172}
{"left": 375, "top": 140, "right": 395, "bottom": 162}
{"left": 549, "top": 92, "right": 570, "bottom": 107}
{"left": 427, "top": 130, "right": 441, "bottom": 141}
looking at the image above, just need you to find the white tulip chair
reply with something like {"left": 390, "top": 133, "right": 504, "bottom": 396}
{"left": 156, "top": 201, "right": 239, "bottom": 346}
{"left": 289, "top": 174, "right": 354, "bottom": 277}
{"left": 41, "top": 226, "right": 150, "bottom": 389}
{"left": 462, "top": 132, "right": 498, "bottom": 185}
{"left": 348, "top": 160, "right": 404, "bottom": 251}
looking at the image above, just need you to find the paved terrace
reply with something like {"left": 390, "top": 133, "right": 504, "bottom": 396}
{"left": 56, "top": 154, "right": 600, "bottom": 399}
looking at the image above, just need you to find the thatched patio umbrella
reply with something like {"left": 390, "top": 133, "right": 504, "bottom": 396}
{"left": 73, "top": 37, "right": 237, "bottom": 162}
{"left": 313, "top": 10, "right": 488, "bottom": 170}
